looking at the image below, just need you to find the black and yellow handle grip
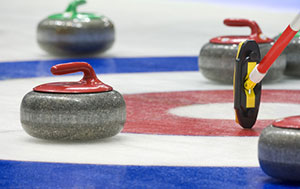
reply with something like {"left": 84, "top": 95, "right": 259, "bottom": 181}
{"left": 234, "top": 40, "right": 262, "bottom": 128}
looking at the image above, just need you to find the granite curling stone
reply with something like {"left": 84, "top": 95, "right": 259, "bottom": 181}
{"left": 258, "top": 116, "right": 300, "bottom": 181}
{"left": 37, "top": 0, "right": 115, "bottom": 55}
{"left": 20, "top": 62, "right": 126, "bottom": 141}
{"left": 274, "top": 31, "right": 300, "bottom": 77}
{"left": 199, "top": 18, "right": 286, "bottom": 84}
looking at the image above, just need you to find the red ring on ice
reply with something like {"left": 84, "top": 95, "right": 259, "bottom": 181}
{"left": 123, "top": 90, "right": 300, "bottom": 136}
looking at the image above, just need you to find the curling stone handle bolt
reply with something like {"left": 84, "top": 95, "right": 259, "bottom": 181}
{"left": 224, "top": 18, "right": 262, "bottom": 36}
{"left": 51, "top": 62, "right": 101, "bottom": 84}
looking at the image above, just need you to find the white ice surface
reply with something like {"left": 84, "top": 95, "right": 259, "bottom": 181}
{"left": 1, "top": 72, "right": 300, "bottom": 166}
{"left": 0, "top": 0, "right": 299, "bottom": 167}
{"left": 0, "top": 0, "right": 297, "bottom": 61}
{"left": 170, "top": 102, "right": 300, "bottom": 120}
{"left": 0, "top": 132, "right": 259, "bottom": 167}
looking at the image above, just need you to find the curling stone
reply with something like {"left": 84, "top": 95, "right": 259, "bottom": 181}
{"left": 199, "top": 18, "right": 286, "bottom": 84}
{"left": 274, "top": 31, "right": 300, "bottom": 77}
{"left": 37, "top": 0, "right": 115, "bottom": 55}
{"left": 20, "top": 62, "right": 126, "bottom": 141}
{"left": 258, "top": 116, "right": 300, "bottom": 181}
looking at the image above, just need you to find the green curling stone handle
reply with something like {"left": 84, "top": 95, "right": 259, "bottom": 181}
{"left": 65, "top": 0, "right": 86, "bottom": 16}
{"left": 48, "top": 0, "right": 101, "bottom": 20}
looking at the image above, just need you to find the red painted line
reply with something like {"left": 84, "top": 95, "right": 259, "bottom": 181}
{"left": 123, "top": 90, "right": 300, "bottom": 136}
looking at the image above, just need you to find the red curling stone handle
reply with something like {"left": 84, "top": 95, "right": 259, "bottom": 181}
{"left": 224, "top": 18, "right": 262, "bottom": 36}
{"left": 209, "top": 18, "right": 273, "bottom": 44}
{"left": 34, "top": 62, "right": 113, "bottom": 93}
{"left": 51, "top": 62, "right": 99, "bottom": 83}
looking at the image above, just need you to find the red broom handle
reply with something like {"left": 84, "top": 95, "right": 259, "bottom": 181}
{"left": 257, "top": 13, "right": 300, "bottom": 73}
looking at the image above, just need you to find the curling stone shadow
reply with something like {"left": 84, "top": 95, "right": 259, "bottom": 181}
{"left": 44, "top": 51, "right": 111, "bottom": 59}
{"left": 0, "top": 130, "right": 23, "bottom": 134}
{"left": 23, "top": 134, "right": 126, "bottom": 146}
{"left": 262, "top": 177, "right": 300, "bottom": 187}
{"left": 234, "top": 127, "right": 262, "bottom": 136}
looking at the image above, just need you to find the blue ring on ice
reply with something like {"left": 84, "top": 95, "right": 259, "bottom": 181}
{"left": 0, "top": 160, "right": 286, "bottom": 188}
{"left": 0, "top": 56, "right": 198, "bottom": 80}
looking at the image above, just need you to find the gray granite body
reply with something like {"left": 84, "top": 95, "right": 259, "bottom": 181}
{"left": 198, "top": 43, "right": 286, "bottom": 83}
{"left": 20, "top": 90, "right": 126, "bottom": 140}
{"left": 274, "top": 36, "right": 300, "bottom": 76}
{"left": 37, "top": 17, "right": 115, "bottom": 55}
{"left": 258, "top": 125, "right": 300, "bottom": 181}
